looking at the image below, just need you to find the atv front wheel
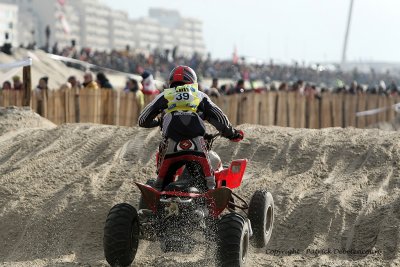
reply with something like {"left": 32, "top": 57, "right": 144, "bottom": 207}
{"left": 248, "top": 190, "right": 274, "bottom": 248}
{"left": 217, "top": 212, "right": 250, "bottom": 267}
{"left": 103, "top": 203, "right": 140, "bottom": 267}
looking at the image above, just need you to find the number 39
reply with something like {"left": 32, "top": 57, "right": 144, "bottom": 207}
{"left": 176, "top": 93, "right": 190, "bottom": 101}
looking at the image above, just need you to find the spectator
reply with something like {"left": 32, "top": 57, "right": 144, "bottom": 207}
{"left": 220, "top": 83, "right": 234, "bottom": 95}
{"left": 36, "top": 76, "right": 49, "bottom": 90}
{"left": 293, "top": 79, "right": 305, "bottom": 94}
{"left": 124, "top": 78, "right": 144, "bottom": 110}
{"left": 96, "top": 72, "right": 113, "bottom": 89}
{"left": 141, "top": 70, "right": 159, "bottom": 95}
{"left": 378, "top": 80, "right": 387, "bottom": 95}
{"left": 124, "top": 78, "right": 140, "bottom": 93}
{"left": 367, "top": 85, "right": 378, "bottom": 94}
{"left": 1, "top": 42, "right": 12, "bottom": 55}
{"left": 2, "top": 81, "right": 12, "bottom": 90}
{"left": 388, "top": 80, "right": 398, "bottom": 96}
{"left": 227, "top": 79, "right": 245, "bottom": 95}
{"left": 68, "top": 75, "right": 81, "bottom": 89}
{"left": 12, "top": 76, "right": 23, "bottom": 90}
{"left": 278, "top": 82, "right": 288, "bottom": 92}
{"left": 304, "top": 83, "right": 319, "bottom": 99}
{"left": 52, "top": 42, "right": 59, "bottom": 55}
{"left": 211, "top": 78, "right": 219, "bottom": 89}
{"left": 356, "top": 84, "right": 364, "bottom": 95}
{"left": 348, "top": 81, "right": 358, "bottom": 94}
{"left": 333, "top": 79, "right": 346, "bottom": 93}
{"left": 1, "top": 32, "right": 12, "bottom": 55}
{"left": 208, "top": 78, "right": 221, "bottom": 98}
{"left": 270, "top": 82, "right": 278, "bottom": 91}
{"left": 34, "top": 76, "right": 49, "bottom": 116}
{"left": 82, "top": 71, "right": 99, "bottom": 89}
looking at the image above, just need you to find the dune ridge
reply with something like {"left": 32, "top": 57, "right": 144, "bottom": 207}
{"left": 1, "top": 107, "right": 400, "bottom": 266}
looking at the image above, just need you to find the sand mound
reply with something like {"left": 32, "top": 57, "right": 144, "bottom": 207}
{"left": 1, "top": 49, "right": 136, "bottom": 89}
{"left": 0, "top": 49, "right": 85, "bottom": 90}
{"left": 0, "top": 106, "right": 56, "bottom": 135}
{"left": 1, "top": 108, "right": 400, "bottom": 266}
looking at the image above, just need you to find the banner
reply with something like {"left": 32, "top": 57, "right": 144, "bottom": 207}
{"left": 0, "top": 58, "right": 32, "bottom": 70}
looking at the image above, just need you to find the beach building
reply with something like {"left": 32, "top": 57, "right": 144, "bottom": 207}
{"left": 0, "top": 0, "right": 206, "bottom": 56}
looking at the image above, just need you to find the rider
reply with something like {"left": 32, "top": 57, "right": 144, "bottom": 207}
{"left": 138, "top": 65, "right": 242, "bottom": 191}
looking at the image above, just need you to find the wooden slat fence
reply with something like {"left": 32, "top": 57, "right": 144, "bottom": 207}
{"left": 1, "top": 89, "right": 398, "bottom": 129}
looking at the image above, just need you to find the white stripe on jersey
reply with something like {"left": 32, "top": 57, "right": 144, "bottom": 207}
{"left": 138, "top": 93, "right": 164, "bottom": 125}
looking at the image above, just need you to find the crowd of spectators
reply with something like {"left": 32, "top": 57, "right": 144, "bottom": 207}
{"left": 49, "top": 42, "right": 400, "bottom": 97}
{"left": 1, "top": 75, "right": 23, "bottom": 91}
{"left": 2, "top": 41, "right": 400, "bottom": 98}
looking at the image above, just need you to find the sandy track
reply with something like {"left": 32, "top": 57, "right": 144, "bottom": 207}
{"left": 1, "top": 107, "right": 400, "bottom": 266}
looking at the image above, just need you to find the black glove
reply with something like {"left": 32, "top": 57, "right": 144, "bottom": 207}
{"left": 225, "top": 128, "right": 243, "bottom": 141}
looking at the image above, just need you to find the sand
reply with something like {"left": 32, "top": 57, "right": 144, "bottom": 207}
{"left": 1, "top": 107, "right": 400, "bottom": 266}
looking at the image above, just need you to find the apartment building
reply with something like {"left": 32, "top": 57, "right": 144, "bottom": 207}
{"left": 0, "top": 0, "right": 79, "bottom": 48}
{"left": 109, "top": 10, "right": 135, "bottom": 50}
{"left": 148, "top": 8, "right": 206, "bottom": 56}
{"left": 32, "top": 0, "right": 81, "bottom": 49}
{"left": 132, "top": 17, "right": 161, "bottom": 52}
{"left": 0, "top": 3, "right": 18, "bottom": 47}
{"left": 0, "top": 0, "right": 206, "bottom": 56}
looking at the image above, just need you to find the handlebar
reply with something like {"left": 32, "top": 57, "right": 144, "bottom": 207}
{"left": 204, "top": 132, "right": 220, "bottom": 141}
{"left": 204, "top": 130, "right": 244, "bottom": 150}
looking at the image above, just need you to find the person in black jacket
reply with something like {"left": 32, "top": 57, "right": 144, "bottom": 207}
{"left": 138, "top": 65, "right": 242, "bottom": 191}
{"left": 96, "top": 72, "right": 113, "bottom": 89}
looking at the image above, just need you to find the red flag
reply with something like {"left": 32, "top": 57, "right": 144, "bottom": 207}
{"left": 59, "top": 14, "right": 70, "bottom": 34}
{"left": 233, "top": 45, "right": 238, "bottom": 64}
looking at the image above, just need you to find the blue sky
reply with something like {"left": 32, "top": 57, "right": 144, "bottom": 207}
{"left": 100, "top": 0, "right": 400, "bottom": 64}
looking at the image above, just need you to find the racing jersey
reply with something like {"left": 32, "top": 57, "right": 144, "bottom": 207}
{"left": 138, "top": 83, "right": 235, "bottom": 141}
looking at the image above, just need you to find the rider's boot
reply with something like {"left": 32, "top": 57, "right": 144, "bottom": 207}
{"left": 154, "top": 178, "right": 163, "bottom": 191}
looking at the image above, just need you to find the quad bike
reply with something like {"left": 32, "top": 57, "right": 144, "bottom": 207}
{"left": 103, "top": 131, "right": 274, "bottom": 267}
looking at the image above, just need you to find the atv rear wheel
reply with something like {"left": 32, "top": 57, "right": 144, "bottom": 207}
{"left": 217, "top": 212, "right": 250, "bottom": 267}
{"left": 248, "top": 190, "right": 274, "bottom": 248}
{"left": 138, "top": 179, "right": 156, "bottom": 210}
{"left": 103, "top": 203, "right": 140, "bottom": 267}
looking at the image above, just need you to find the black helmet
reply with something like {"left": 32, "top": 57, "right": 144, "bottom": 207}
{"left": 168, "top": 65, "right": 197, "bottom": 88}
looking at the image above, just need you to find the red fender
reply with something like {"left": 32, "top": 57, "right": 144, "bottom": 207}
{"left": 215, "top": 159, "right": 247, "bottom": 189}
